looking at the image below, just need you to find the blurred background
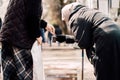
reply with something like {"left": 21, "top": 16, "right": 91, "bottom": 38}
{"left": 0, "top": 0, "right": 120, "bottom": 80}
{"left": 0, "top": 0, "right": 120, "bottom": 35}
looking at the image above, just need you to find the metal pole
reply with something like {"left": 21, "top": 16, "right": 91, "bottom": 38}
{"left": 81, "top": 49, "right": 84, "bottom": 80}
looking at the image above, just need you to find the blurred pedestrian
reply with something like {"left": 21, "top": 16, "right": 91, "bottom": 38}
{"left": 48, "top": 31, "right": 53, "bottom": 46}
{"left": 0, "top": 0, "right": 55, "bottom": 80}
{"left": 54, "top": 24, "right": 62, "bottom": 46}
{"left": 54, "top": 24, "right": 62, "bottom": 35}
{"left": 40, "top": 28, "right": 46, "bottom": 43}
{"left": 0, "top": 17, "right": 2, "bottom": 29}
{"left": 62, "top": 2, "right": 120, "bottom": 80}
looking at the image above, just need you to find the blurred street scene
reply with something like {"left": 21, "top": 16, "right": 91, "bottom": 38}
{"left": 0, "top": 0, "right": 120, "bottom": 35}
{"left": 0, "top": 0, "right": 120, "bottom": 80}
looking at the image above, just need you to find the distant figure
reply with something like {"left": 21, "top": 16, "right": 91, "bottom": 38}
{"left": 48, "top": 31, "right": 53, "bottom": 46}
{"left": 53, "top": 24, "right": 62, "bottom": 36}
{"left": 47, "top": 24, "right": 62, "bottom": 46}
{"left": 0, "top": 17, "right": 2, "bottom": 29}
{"left": 53, "top": 24, "right": 62, "bottom": 46}
{"left": 40, "top": 28, "right": 46, "bottom": 43}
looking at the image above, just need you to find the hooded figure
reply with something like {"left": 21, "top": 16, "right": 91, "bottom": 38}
{"left": 62, "top": 2, "right": 120, "bottom": 80}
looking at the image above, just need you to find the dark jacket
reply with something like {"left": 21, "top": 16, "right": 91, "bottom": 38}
{"left": 69, "top": 5, "right": 120, "bottom": 80}
{"left": 0, "top": 0, "right": 47, "bottom": 49}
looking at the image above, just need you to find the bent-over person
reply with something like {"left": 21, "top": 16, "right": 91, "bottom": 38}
{"left": 62, "top": 2, "right": 120, "bottom": 80}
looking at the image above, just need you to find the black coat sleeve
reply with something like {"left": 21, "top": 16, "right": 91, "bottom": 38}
{"left": 25, "top": 0, "right": 42, "bottom": 38}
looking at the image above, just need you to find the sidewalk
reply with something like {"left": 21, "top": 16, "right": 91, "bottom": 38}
{"left": 42, "top": 43, "right": 96, "bottom": 80}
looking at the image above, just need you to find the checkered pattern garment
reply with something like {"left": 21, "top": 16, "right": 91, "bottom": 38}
{"left": 1, "top": 47, "right": 33, "bottom": 80}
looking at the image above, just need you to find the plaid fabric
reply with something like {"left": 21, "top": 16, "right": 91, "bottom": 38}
{"left": 2, "top": 47, "right": 33, "bottom": 80}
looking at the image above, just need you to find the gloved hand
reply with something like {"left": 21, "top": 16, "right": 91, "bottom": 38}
{"left": 56, "top": 35, "right": 66, "bottom": 43}
{"left": 66, "top": 36, "right": 75, "bottom": 44}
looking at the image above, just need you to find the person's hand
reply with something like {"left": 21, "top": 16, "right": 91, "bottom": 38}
{"left": 36, "top": 36, "right": 42, "bottom": 45}
{"left": 56, "top": 35, "right": 66, "bottom": 43}
{"left": 45, "top": 24, "right": 55, "bottom": 35}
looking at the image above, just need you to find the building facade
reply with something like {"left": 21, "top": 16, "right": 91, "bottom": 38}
{"left": 77, "top": 0, "right": 120, "bottom": 20}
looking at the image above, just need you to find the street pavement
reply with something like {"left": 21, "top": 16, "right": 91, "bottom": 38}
{"left": 42, "top": 43, "right": 96, "bottom": 80}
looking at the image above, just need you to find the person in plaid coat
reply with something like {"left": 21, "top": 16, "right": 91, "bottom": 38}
{"left": 0, "top": 0, "right": 55, "bottom": 80}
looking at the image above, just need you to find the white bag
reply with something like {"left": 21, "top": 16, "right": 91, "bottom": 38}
{"left": 31, "top": 41, "right": 45, "bottom": 80}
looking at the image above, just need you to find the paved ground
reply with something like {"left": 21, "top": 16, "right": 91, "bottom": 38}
{"left": 42, "top": 43, "right": 96, "bottom": 80}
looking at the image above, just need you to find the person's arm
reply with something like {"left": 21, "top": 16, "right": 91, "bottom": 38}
{"left": 25, "top": 0, "right": 44, "bottom": 45}
{"left": 25, "top": 0, "right": 42, "bottom": 39}
{"left": 25, "top": 0, "right": 55, "bottom": 45}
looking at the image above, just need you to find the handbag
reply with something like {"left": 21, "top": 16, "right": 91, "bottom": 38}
{"left": 31, "top": 41, "right": 45, "bottom": 80}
